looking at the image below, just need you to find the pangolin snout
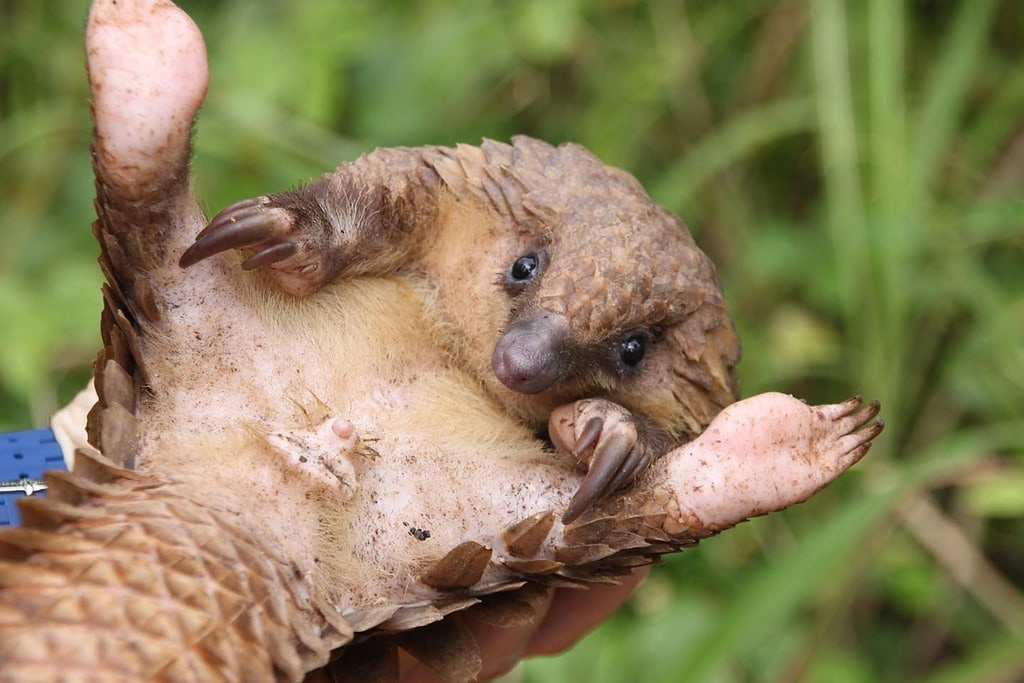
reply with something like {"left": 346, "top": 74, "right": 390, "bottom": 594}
{"left": 492, "top": 317, "right": 569, "bottom": 394}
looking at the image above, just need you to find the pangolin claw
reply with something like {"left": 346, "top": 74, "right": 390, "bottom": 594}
{"left": 197, "top": 196, "right": 268, "bottom": 238}
{"left": 563, "top": 429, "right": 636, "bottom": 524}
{"left": 554, "top": 400, "right": 661, "bottom": 525}
{"left": 241, "top": 241, "right": 299, "bottom": 269}
{"left": 605, "top": 444, "right": 652, "bottom": 496}
{"left": 179, "top": 196, "right": 285, "bottom": 268}
{"left": 571, "top": 417, "right": 604, "bottom": 458}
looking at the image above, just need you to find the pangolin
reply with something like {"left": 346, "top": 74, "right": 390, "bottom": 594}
{"left": 178, "top": 135, "right": 741, "bottom": 523}
{"left": 0, "top": 1, "right": 883, "bottom": 681}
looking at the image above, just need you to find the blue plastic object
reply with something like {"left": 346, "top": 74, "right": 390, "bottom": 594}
{"left": 0, "top": 427, "right": 67, "bottom": 527}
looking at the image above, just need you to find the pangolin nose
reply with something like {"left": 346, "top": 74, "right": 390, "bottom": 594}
{"left": 492, "top": 323, "right": 566, "bottom": 394}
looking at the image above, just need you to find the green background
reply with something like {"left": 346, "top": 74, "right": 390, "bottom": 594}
{"left": 1, "top": 1, "right": 1022, "bottom": 680}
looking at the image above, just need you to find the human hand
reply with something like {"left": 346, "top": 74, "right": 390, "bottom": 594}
{"left": 401, "top": 567, "right": 648, "bottom": 682}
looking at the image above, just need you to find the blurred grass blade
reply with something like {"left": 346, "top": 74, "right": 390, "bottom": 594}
{"left": 649, "top": 98, "right": 815, "bottom": 212}
{"left": 810, "top": 0, "right": 868, "bottom": 331}
{"left": 867, "top": 0, "right": 905, "bottom": 219}
{"left": 865, "top": 0, "right": 908, "bottom": 398}
{"left": 908, "top": 0, "right": 998, "bottom": 210}
{"left": 923, "top": 632, "right": 1024, "bottom": 683}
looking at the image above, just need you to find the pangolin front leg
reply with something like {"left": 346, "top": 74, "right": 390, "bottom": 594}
{"left": 549, "top": 398, "right": 672, "bottom": 524}
{"left": 179, "top": 152, "right": 443, "bottom": 296}
{"left": 179, "top": 194, "right": 342, "bottom": 296}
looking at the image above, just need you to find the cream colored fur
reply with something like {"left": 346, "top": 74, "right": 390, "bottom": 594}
{"left": 131, "top": 242, "right": 580, "bottom": 613}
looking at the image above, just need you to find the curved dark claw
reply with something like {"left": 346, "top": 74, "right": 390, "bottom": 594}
{"left": 562, "top": 430, "right": 634, "bottom": 524}
{"left": 571, "top": 417, "right": 604, "bottom": 458}
{"left": 194, "top": 197, "right": 266, "bottom": 240}
{"left": 179, "top": 197, "right": 286, "bottom": 268}
{"left": 242, "top": 242, "right": 299, "bottom": 270}
{"left": 604, "top": 446, "right": 651, "bottom": 496}
{"left": 180, "top": 213, "right": 273, "bottom": 268}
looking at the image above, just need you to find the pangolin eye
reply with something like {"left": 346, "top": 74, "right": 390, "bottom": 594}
{"left": 619, "top": 333, "right": 647, "bottom": 369}
{"left": 509, "top": 253, "right": 540, "bottom": 282}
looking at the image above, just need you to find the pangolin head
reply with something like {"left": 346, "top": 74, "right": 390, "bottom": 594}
{"left": 432, "top": 136, "right": 742, "bottom": 439}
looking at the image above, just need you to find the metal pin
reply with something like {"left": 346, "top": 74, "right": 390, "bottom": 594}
{"left": 0, "top": 478, "right": 47, "bottom": 496}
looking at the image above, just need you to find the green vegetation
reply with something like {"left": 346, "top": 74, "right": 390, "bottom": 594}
{"left": 1, "top": 1, "right": 1021, "bottom": 680}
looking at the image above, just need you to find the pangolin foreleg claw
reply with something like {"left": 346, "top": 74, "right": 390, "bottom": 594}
{"left": 241, "top": 241, "right": 299, "bottom": 270}
{"left": 571, "top": 417, "right": 604, "bottom": 458}
{"left": 554, "top": 399, "right": 657, "bottom": 524}
{"left": 179, "top": 193, "right": 335, "bottom": 296}
{"left": 179, "top": 196, "right": 285, "bottom": 267}
{"left": 563, "top": 430, "right": 633, "bottom": 523}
